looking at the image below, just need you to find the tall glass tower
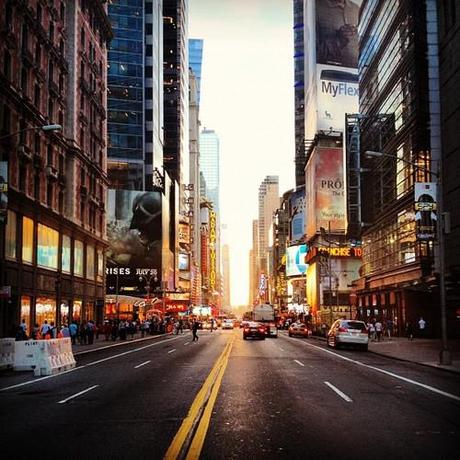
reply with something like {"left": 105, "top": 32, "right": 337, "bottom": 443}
{"left": 189, "top": 39, "right": 203, "bottom": 104}
{"left": 199, "top": 128, "right": 220, "bottom": 214}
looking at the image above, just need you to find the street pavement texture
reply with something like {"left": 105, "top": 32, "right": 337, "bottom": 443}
{"left": 0, "top": 330, "right": 458, "bottom": 459}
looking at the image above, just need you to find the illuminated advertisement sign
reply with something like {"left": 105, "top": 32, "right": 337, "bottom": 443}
{"left": 286, "top": 245, "right": 308, "bottom": 277}
{"left": 314, "top": 0, "right": 361, "bottom": 131}
{"left": 106, "top": 190, "right": 163, "bottom": 296}
{"left": 305, "top": 246, "right": 362, "bottom": 264}
{"left": 290, "top": 188, "right": 305, "bottom": 242}
{"left": 179, "top": 253, "right": 190, "bottom": 271}
{"left": 306, "top": 147, "right": 346, "bottom": 239}
{"left": 209, "top": 211, "right": 217, "bottom": 290}
{"left": 178, "top": 223, "right": 190, "bottom": 244}
{"left": 415, "top": 182, "right": 437, "bottom": 240}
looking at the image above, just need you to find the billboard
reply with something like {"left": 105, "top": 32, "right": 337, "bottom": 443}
{"left": 179, "top": 253, "right": 190, "bottom": 271}
{"left": 106, "top": 190, "right": 163, "bottom": 296}
{"left": 290, "top": 188, "right": 306, "bottom": 242}
{"left": 306, "top": 147, "right": 346, "bottom": 239}
{"left": 415, "top": 182, "right": 437, "bottom": 240}
{"left": 286, "top": 244, "right": 308, "bottom": 277}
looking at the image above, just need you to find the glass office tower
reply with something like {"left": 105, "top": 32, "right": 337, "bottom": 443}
{"left": 189, "top": 39, "right": 203, "bottom": 104}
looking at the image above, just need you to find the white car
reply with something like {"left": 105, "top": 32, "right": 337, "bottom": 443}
{"left": 221, "top": 319, "right": 234, "bottom": 330}
{"left": 327, "top": 319, "right": 368, "bottom": 351}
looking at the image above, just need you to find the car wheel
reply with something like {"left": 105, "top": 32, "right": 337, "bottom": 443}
{"left": 362, "top": 344, "right": 368, "bottom": 351}
{"left": 289, "top": 333, "right": 292, "bottom": 337}
{"left": 327, "top": 336, "right": 333, "bottom": 348}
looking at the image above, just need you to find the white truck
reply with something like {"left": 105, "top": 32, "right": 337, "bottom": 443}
{"left": 253, "top": 304, "right": 278, "bottom": 338}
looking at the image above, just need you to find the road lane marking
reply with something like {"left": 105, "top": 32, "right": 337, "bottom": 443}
{"left": 184, "top": 342, "right": 190, "bottom": 346}
{"left": 294, "top": 359, "right": 305, "bottom": 367}
{"left": 0, "top": 336, "right": 182, "bottom": 392}
{"left": 278, "top": 347, "right": 285, "bottom": 351}
{"left": 164, "top": 337, "right": 234, "bottom": 460}
{"left": 134, "top": 360, "right": 151, "bottom": 369}
{"left": 57, "top": 385, "right": 99, "bottom": 404}
{"left": 298, "top": 341, "right": 460, "bottom": 402}
{"left": 324, "top": 381, "right": 353, "bottom": 402}
{"left": 168, "top": 349, "right": 177, "bottom": 354}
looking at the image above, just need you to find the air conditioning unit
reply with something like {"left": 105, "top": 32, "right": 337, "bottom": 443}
{"left": 46, "top": 165, "right": 59, "bottom": 180}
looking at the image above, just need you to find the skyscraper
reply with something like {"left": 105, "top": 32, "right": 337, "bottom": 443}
{"left": 107, "top": 0, "right": 164, "bottom": 191}
{"left": 189, "top": 39, "right": 203, "bottom": 105}
{"left": 258, "top": 176, "right": 280, "bottom": 294}
{"left": 199, "top": 128, "right": 220, "bottom": 214}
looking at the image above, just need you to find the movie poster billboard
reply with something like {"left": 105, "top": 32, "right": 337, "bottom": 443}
{"left": 106, "top": 190, "right": 163, "bottom": 297}
{"left": 290, "top": 188, "right": 306, "bottom": 243}
{"left": 315, "top": 0, "right": 360, "bottom": 131}
{"left": 306, "top": 147, "right": 346, "bottom": 239}
{"left": 415, "top": 182, "right": 437, "bottom": 240}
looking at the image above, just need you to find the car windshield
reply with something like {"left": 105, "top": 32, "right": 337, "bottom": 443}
{"left": 343, "top": 321, "right": 366, "bottom": 331}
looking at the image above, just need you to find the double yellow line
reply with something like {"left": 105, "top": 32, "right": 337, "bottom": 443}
{"left": 164, "top": 336, "right": 234, "bottom": 460}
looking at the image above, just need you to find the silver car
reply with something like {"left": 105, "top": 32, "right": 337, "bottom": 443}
{"left": 327, "top": 320, "right": 368, "bottom": 351}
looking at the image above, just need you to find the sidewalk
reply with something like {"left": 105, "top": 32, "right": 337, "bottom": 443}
{"left": 70, "top": 331, "right": 170, "bottom": 355}
{"left": 367, "top": 336, "right": 460, "bottom": 374}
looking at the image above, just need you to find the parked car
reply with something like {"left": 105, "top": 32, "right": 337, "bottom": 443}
{"left": 240, "top": 320, "right": 250, "bottom": 329}
{"left": 222, "top": 319, "right": 234, "bottom": 330}
{"left": 327, "top": 319, "right": 368, "bottom": 351}
{"left": 288, "top": 322, "right": 310, "bottom": 338}
{"left": 242, "top": 322, "right": 266, "bottom": 340}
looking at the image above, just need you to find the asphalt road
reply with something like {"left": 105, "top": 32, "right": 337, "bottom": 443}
{"left": 0, "top": 329, "right": 458, "bottom": 460}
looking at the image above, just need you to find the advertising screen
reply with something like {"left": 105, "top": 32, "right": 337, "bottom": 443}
{"left": 306, "top": 147, "right": 346, "bottom": 239}
{"left": 286, "top": 244, "right": 308, "bottom": 277}
{"left": 179, "top": 253, "right": 190, "bottom": 271}
{"left": 290, "top": 188, "right": 306, "bottom": 242}
{"left": 106, "top": 190, "right": 163, "bottom": 296}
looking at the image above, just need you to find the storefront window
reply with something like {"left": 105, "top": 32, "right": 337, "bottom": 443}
{"left": 5, "top": 210, "right": 17, "bottom": 259}
{"left": 85, "top": 301, "right": 95, "bottom": 321}
{"left": 35, "top": 297, "right": 56, "bottom": 326}
{"left": 97, "top": 249, "right": 104, "bottom": 281}
{"left": 86, "top": 244, "right": 95, "bottom": 280}
{"left": 22, "top": 216, "right": 34, "bottom": 263}
{"left": 37, "top": 223, "right": 59, "bottom": 269}
{"left": 60, "top": 301, "right": 69, "bottom": 326}
{"left": 74, "top": 240, "right": 84, "bottom": 276}
{"left": 73, "top": 300, "right": 82, "bottom": 322}
{"left": 20, "top": 296, "right": 31, "bottom": 333}
{"left": 62, "top": 235, "right": 71, "bottom": 273}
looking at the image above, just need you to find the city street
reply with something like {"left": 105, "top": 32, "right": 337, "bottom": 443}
{"left": 0, "top": 330, "right": 458, "bottom": 459}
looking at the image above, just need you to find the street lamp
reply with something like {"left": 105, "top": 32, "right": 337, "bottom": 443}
{"left": 364, "top": 150, "right": 451, "bottom": 365}
{"left": 0, "top": 124, "right": 62, "bottom": 141}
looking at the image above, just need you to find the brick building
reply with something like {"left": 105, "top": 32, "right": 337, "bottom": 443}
{"left": 0, "top": 0, "right": 112, "bottom": 336}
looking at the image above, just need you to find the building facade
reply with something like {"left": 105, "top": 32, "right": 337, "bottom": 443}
{"left": 438, "top": 0, "right": 460, "bottom": 337}
{"left": 0, "top": 0, "right": 112, "bottom": 336}
{"left": 350, "top": 0, "right": 444, "bottom": 336}
{"left": 189, "top": 38, "right": 203, "bottom": 105}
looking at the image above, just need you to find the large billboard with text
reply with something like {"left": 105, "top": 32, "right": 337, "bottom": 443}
{"left": 306, "top": 147, "right": 346, "bottom": 239}
{"left": 290, "top": 188, "right": 306, "bottom": 242}
{"left": 106, "top": 190, "right": 164, "bottom": 297}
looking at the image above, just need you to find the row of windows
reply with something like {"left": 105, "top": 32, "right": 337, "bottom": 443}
{"left": 5, "top": 211, "right": 103, "bottom": 280}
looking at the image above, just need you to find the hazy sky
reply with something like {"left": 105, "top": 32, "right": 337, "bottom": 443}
{"left": 189, "top": 0, "right": 295, "bottom": 306}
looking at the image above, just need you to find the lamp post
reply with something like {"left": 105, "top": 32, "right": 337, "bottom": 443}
{"left": 365, "top": 150, "right": 451, "bottom": 365}
{"left": 0, "top": 124, "right": 62, "bottom": 141}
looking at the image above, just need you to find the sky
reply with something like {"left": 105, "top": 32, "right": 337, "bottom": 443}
{"left": 189, "top": 0, "right": 295, "bottom": 307}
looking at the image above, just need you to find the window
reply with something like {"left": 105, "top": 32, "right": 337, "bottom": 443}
{"left": 97, "top": 249, "right": 104, "bottom": 279}
{"left": 21, "top": 67, "right": 28, "bottom": 93}
{"left": 46, "top": 182, "right": 53, "bottom": 207}
{"left": 62, "top": 235, "right": 71, "bottom": 273}
{"left": 34, "top": 84, "right": 41, "bottom": 108}
{"left": 37, "top": 4, "right": 42, "bottom": 22}
{"left": 37, "top": 223, "right": 59, "bottom": 269}
{"left": 86, "top": 244, "right": 95, "bottom": 280}
{"left": 22, "top": 216, "right": 34, "bottom": 263}
{"left": 49, "top": 22, "right": 54, "bottom": 42}
{"left": 21, "top": 24, "right": 28, "bottom": 52}
{"left": 60, "top": 2, "right": 65, "bottom": 21}
{"left": 48, "top": 97, "right": 54, "bottom": 120}
{"left": 74, "top": 240, "right": 84, "bottom": 276}
{"left": 21, "top": 296, "right": 31, "bottom": 333}
{"left": 5, "top": 210, "right": 17, "bottom": 259}
{"left": 35, "top": 43, "right": 41, "bottom": 66}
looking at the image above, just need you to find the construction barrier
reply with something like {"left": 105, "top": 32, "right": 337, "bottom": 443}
{"left": 0, "top": 338, "right": 15, "bottom": 370}
{"left": 13, "top": 338, "right": 76, "bottom": 376}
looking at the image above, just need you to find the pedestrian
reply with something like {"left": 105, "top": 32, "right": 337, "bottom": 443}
{"left": 32, "top": 323, "right": 40, "bottom": 340}
{"left": 368, "top": 321, "right": 376, "bottom": 341}
{"left": 86, "top": 320, "right": 95, "bottom": 345}
{"left": 418, "top": 317, "right": 426, "bottom": 338}
{"left": 69, "top": 321, "right": 78, "bottom": 345}
{"left": 19, "top": 319, "right": 28, "bottom": 339}
{"left": 49, "top": 321, "right": 57, "bottom": 339}
{"left": 386, "top": 318, "right": 394, "bottom": 340}
{"left": 406, "top": 322, "right": 414, "bottom": 340}
{"left": 178, "top": 318, "right": 184, "bottom": 334}
{"left": 375, "top": 319, "right": 383, "bottom": 342}
{"left": 210, "top": 318, "right": 214, "bottom": 332}
{"left": 192, "top": 319, "right": 199, "bottom": 342}
{"left": 61, "top": 324, "right": 70, "bottom": 338}
{"left": 40, "top": 320, "right": 51, "bottom": 338}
